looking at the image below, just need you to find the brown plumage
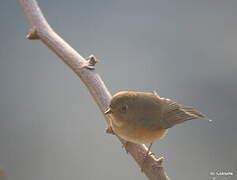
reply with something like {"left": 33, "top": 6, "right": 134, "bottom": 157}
{"left": 105, "top": 91, "right": 207, "bottom": 144}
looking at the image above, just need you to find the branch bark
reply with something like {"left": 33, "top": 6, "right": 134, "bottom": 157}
{"left": 19, "top": 0, "right": 169, "bottom": 179}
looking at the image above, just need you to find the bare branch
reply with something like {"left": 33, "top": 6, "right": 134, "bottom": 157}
{"left": 19, "top": 0, "right": 169, "bottom": 179}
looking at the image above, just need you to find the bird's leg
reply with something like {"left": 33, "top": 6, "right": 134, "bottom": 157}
{"left": 147, "top": 142, "right": 154, "bottom": 156}
{"left": 141, "top": 142, "right": 154, "bottom": 172}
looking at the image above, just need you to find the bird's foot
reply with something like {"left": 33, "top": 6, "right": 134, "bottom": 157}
{"left": 141, "top": 152, "right": 155, "bottom": 172}
{"left": 141, "top": 143, "right": 154, "bottom": 172}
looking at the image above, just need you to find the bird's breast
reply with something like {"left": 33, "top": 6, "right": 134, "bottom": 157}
{"left": 110, "top": 117, "right": 167, "bottom": 144}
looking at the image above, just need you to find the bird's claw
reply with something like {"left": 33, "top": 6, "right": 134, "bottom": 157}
{"left": 141, "top": 143, "right": 154, "bottom": 172}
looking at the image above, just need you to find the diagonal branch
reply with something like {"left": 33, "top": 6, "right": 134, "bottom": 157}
{"left": 19, "top": 0, "right": 169, "bottom": 179}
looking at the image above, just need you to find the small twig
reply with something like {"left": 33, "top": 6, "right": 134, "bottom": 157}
{"left": 86, "top": 55, "right": 98, "bottom": 66}
{"left": 19, "top": 0, "right": 169, "bottom": 179}
{"left": 26, "top": 27, "right": 39, "bottom": 39}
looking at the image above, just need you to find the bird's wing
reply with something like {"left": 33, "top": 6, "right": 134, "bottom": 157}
{"left": 159, "top": 97, "right": 207, "bottom": 129}
{"left": 132, "top": 92, "right": 207, "bottom": 131}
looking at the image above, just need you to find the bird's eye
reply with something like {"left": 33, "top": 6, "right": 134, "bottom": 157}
{"left": 121, "top": 105, "right": 128, "bottom": 113}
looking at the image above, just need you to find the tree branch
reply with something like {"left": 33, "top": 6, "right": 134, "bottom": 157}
{"left": 19, "top": 0, "right": 169, "bottom": 179}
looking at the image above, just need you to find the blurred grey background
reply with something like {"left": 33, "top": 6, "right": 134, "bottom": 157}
{"left": 0, "top": 0, "right": 236, "bottom": 179}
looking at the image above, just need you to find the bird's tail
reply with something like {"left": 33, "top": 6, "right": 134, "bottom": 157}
{"left": 161, "top": 98, "right": 210, "bottom": 128}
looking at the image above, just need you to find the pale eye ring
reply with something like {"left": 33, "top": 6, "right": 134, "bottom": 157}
{"left": 121, "top": 105, "right": 128, "bottom": 113}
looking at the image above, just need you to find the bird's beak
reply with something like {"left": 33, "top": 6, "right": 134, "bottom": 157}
{"left": 104, "top": 107, "right": 112, "bottom": 115}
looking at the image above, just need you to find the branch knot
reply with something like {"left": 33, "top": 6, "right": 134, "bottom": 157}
{"left": 26, "top": 27, "right": 39, "bottom": 40}
{"left": 83, "top": 55, "right": 98, "bottom": 70}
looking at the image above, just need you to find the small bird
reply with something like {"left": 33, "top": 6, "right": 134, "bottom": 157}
{"left": 105, "top": 91, "right": 208, "bottom": 159}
